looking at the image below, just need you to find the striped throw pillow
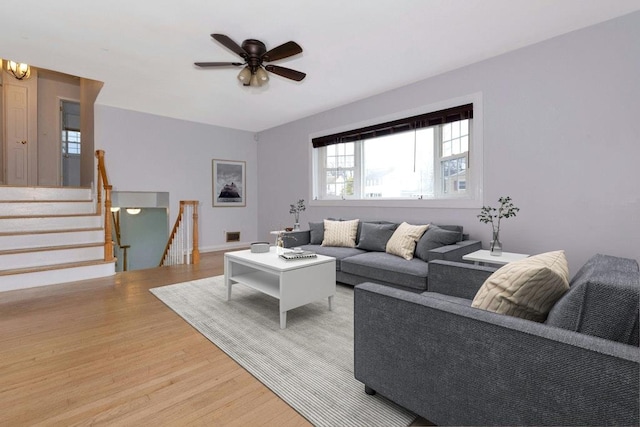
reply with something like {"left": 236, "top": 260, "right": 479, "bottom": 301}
{"left": 472, "top": 250, "right": 570, "bottom": 322}
{"left": 385, "top": 222, "right": 429, "bottom": 260}
{"left": 322, "top": 219, "right": 359, "bottom": 248}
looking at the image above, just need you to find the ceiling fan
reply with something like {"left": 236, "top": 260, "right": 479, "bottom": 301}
{"left": 195, "top": 34, "right": 306, "bottom": 87}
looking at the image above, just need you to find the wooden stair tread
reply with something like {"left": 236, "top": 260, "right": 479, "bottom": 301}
{"left": 0, "top": 213, "right": 99, "bottom": 220}
{"left": 0, "top": 259, "right": 114, "bottom": 276}
{"left": 0, "top": 185, "right": 91, "bottom": 189}
{"left": 0, "top": 227, "right": 103, "bottom": 237}
{"left": 0, "top": 242, "right": 103, "bottom": 256}
{"left": 0, "top": 199, "right": 93, "bottom": 203}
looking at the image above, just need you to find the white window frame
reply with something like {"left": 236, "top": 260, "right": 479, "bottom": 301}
{"left": 317, "top": 142, "right": 362, "bottom": 200}
{"left": 309, "top": 93, "right": 483, "bottom": 209}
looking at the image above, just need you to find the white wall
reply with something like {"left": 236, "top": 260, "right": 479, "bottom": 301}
{"left": 256, "top": 12, "right": 640, "bottom": 273}
{"left": 95, "top": 106, "right": 258, "bottom": 252}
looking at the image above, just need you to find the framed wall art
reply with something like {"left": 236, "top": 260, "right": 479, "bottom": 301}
{"left": 212, "top": 159, "right": 246, "bottom": 207}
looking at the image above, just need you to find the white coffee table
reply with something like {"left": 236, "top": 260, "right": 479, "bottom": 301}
{"left": 463, "top": 249, "right": 530, "bottom": 266}
{"left": 224, "top": 247, "right": 336, "bottom": 329}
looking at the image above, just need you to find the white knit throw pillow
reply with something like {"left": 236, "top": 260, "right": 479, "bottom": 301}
{"left": 385, "top": 222, "right": 429, "bottom": 260}
{"left": 472, "top": 250, "right": 570, "bottom": 322}
{"left": 321, "top": 219, "right": 359, "bottom": 248}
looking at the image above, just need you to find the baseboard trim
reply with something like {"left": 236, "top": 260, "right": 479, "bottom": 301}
{"left": 200, "top": 242, "right": 252, "bottom": 253}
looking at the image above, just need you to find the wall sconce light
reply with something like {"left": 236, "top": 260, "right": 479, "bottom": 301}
{"left": 6, "top": 60, "right": 31, "bottom": 80}
{"left": 126, "top": 208, "right": 141, "bottom": 215}
{"left": 110, "top": 207, "right": 121, "bottom": 212}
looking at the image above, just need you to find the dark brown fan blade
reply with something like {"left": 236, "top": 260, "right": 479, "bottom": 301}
{"left": 194, "top": 62, "right": 243, "bottom": 67}
{"left": 211, "top": 34, "right": 247, "bottom": 58}
{"left": 262, "top": 41, "right": 303, "bottom": 62}
{"left": 264, "top": 65, "right": 306, "bottom": 81}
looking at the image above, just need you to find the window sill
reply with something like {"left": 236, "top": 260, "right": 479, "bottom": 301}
{"left": 309, "top": 197, "right": 483, "bottom": 209}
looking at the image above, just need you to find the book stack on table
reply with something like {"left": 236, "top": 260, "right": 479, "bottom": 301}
{"left": 279, "top": 250, "right": 317, "bottom": 260}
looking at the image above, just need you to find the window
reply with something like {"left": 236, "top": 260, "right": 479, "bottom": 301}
{"left": 62, "top": 130, "right": 81, "bottom": 155}
{"left": 324, "top": 143, "right": 356, "bottom": 197}
{"left": 311, "top": 102, "right": 480, "bottom": 205}
{"left": 61, "top": 100, "right": 81, "bottom": 156}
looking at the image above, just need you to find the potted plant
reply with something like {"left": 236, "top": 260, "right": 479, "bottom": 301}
{"left": 289, "top": 199, "right": 306, "bottom": 231}
{"left": 477, "top": 196, "right": 519, "bottom": 256}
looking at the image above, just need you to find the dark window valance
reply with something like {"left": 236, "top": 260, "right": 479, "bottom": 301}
{"left": 312, "top": 103, "right": 473, "bottom": 148}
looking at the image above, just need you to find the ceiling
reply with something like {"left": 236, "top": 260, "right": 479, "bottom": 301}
{"left": 2, "top": 1, "right": 639, "bottom": 132}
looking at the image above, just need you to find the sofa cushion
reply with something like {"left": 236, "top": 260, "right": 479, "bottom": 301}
{"left": 299, "top": 244, "right": 366, "bottom": 271}
{"left": 386, "top": 222, "right": 429, "bottom": 260}
{"left": 546, "top": 254, "right": 640, "bottom": 346}
{"left": 341, "top": 252, "right": 429, "bottom": 291}
{"left": 322, "top": 219, "right": 359, "bottom": 248}
{"left": 357, "top": 222, "right": 397, "bottom": 252}
{"left": 309, "top": 222, "right": 325, "bottom": 244}
{"left": 414, "top": 225, "right": 463, "bottom": 261}
{"left": 471, "top": 250, "right": 570, "bottom": 322}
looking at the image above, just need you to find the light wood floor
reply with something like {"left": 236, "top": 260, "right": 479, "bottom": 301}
{"left": 1, "top": 251, "right": 431, "bottom": 426}
{"left": 0, "top": 251, "right": 311, "bottom": 426}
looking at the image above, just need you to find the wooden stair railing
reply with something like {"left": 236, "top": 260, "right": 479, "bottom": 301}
{"left": 111, "top": 210, "right": 130, "bottom": 271}
{"left": 95, "top": 150, "right": 114, "bottom": 262}
{"left": 160, "top": 200, "right": 200, "bottom": 266}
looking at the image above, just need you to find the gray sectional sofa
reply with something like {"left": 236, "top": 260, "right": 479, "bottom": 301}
{"left": 283, "top": 220, "right": 480, "bottom": 292}
{"left": 354, "top": 253, "right": 640, "bottom": 426}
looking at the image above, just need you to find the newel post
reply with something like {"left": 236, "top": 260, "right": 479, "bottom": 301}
{"left": 192, "top": 201, "right": 200, "bottom": 264}
{"left": 95, "top": 150, "right": 104, "bottom": 215}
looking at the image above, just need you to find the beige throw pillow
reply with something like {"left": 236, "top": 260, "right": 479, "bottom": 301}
{"left": 471, "top": 250, "right": 570, "bottom": 322}
{"left": 322, "top": 219, "right": 359, "bottom": 247}
{"left": 385, "top": 222, "right": 429, "bottom": 260}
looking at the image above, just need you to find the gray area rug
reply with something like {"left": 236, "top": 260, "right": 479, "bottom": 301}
{"left": 150, "top": 275, "right": 416, "bottom": 427}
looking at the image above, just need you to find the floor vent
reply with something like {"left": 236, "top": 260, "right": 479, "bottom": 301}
{"left": 226, "top": 231, "right": 240, "bottom": 242}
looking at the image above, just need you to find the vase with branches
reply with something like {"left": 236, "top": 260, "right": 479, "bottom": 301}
{"left": 477, "top": 196, "right": 519, "bottom": 256}
{"left": 289, "top": 199, "right": 306, "bottom": 231}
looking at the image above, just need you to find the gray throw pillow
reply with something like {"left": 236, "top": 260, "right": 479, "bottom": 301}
{"left": 414, "top": 225, "right": 463, "bottom": 261}
{"left": 356, "top": 222, "right": 397, "bottom": 252}
{"left": 309, "top": 222, "right": 324, "bottom": 244}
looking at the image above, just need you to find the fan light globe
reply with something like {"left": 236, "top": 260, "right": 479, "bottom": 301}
{"left": 255, "top": 67, "right": 269, "bottom": 83}
{"left": 237, "top": 67, "right": 251, "bottom": 85}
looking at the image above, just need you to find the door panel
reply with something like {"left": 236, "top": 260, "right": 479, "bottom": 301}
{"left": 5, "top": 84, "right": 29, "bottom": 186}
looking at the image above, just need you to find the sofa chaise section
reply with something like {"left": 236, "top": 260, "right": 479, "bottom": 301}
{"left": 354, "top": 254, "right": 640, "bottom": 425}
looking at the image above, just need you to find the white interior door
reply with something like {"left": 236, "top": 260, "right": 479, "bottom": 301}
{"left": 5, "top": 84, "right": 29, "bottom": 186}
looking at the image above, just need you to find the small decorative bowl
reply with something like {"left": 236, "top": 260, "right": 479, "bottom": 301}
{"left": 250, "top": 242, "right": 270, "bottom": 253}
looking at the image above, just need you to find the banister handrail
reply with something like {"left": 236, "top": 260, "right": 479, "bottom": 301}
{"left": 111, "top": 210, "right": 130, "bottom": 271}
{"left": 95, "top": 150, "right": 114, "bottom": 262}
{"left": 161, "top": 203, "right": 185, "bottom": 263}
{"left": 160, "top": 200, "right": 200, "bottom": 266}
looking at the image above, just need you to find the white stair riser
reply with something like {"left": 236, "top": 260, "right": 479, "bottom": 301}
{"left": 0, "top": 246, "right": 104, "bottom": 269}
{"left": 0, "top": 201, "right": 96, "bottom": 216}
{"left": 0, "top": 187, "right": 92, "bottom": 201}
{"left": 0, "top": 230, "right": 104, "bottom": 251}
{"left": 0, "top": 262, "right": 116, "bottom": 292}
{"left": 0, "top": 215, "right": 102, "bottom": 233}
